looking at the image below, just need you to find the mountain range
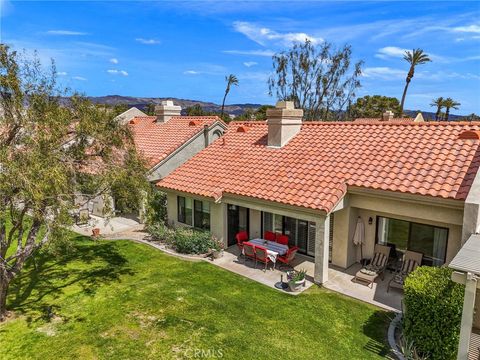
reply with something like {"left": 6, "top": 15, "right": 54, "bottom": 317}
{"left": 86, "top": 95, "right": 466, "bottom": 120}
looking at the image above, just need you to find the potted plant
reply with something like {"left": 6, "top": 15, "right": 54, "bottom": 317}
{"left": 288, "top": 269, "right": 307, "bottom": 292}
{"left": 211, "top": 236, "right": 225, "bottom": 259}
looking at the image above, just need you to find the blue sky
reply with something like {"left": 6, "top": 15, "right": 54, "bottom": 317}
{"left": 1, "top": 1, "right": 479, "bottom": 114}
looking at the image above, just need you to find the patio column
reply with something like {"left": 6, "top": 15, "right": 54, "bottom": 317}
{"left": 457, "top": 272, "right": 478, "bottom": 360}
{"left": 314, "top": 215, "right": 330, "bottom": 284}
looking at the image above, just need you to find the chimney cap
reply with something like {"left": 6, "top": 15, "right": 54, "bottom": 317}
{"left": 161, "top": 100, "right": 175, "bottom": 106}
{"left": 275, "top": 100, "right": 296, "bottom": 110}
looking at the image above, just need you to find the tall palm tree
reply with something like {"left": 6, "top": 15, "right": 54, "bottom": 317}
{"left": 443, "top": 98, "right": 461, "bottom": 121}
{"left": 430, "top": 97, "right": 444, "bottom": 120}
{"left": 221, "top": 74, "right": 239, "bottom": 118}
{"left": 400, "top": 49, "right": 431, "bottom": 116}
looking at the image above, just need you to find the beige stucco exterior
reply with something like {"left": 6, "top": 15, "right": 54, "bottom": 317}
{"left": 164, "top": 184, "right": 475, "bottom": 285}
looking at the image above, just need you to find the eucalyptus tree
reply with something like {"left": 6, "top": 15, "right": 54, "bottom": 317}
{"left": 399, "top": 49, "right": 431, "bottom": 115}
{"left": 0, "top": 45, "right": 148, "bottom": 320}
{"left": 268, "top": 39, "right": 363, "bottom": 121}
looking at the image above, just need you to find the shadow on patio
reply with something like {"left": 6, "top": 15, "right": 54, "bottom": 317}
{"left": 213, "top": 245, "right": 403, "bottom": 310}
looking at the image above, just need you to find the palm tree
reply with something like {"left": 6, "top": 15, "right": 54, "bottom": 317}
{"left": 443, "top": 98, "right": 461, "bottom": 121}
{"left": 430, "top": 97, "right": 444, "bottom": 120}
{"left": 400, "top": 49, "right": 431, "bottom": 116}
{"left": 221, "top": 74, "right": 238, "bottom": 118}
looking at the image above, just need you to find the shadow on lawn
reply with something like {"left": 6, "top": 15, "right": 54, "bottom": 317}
{"left": 7, "top": 236, "right": 134, "bottom": 321}
{"left": 362, "top": 310, "right": 394, "bottom": 358}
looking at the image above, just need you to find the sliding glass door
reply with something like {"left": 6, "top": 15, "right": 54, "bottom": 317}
{"left": 262, "top": 212, "right": 316, "bottom": 256}
{"left": 376, "top": 216, "right": 448, "bottom": 266}
{"left": 227, "top": 205, "right": 249, "bottom": 247}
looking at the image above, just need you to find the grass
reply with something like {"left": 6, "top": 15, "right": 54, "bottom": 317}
{"left": 0, "top": 236, "right": 392, "bottom": 359}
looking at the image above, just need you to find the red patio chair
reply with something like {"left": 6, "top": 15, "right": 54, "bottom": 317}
{"left": 276, "top": 234, "right": 289, "bottom": 246}
{"left": 235, "top": 231, "right": 248, "bottom": 252}
{"left": 242, "top": 241, "right": 256, "bottom": 265}
{"left": 276, "top": 246, "right": 299, "bottom": 269}
{"left": 254, "top": 245, "right": 271, "bottom": 271}
{"left": 264, "top": 231, "right": 276, "bottom": 241}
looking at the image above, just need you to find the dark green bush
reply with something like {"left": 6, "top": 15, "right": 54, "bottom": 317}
{"left": 403, "top": 266, "right": 464, "bottom": 360}
{"left": 145, "top": 190, "right": 167, "bottom": 226}
{"left": 173, "top": 228, "right": 215, "bottom": 255}
{"left": 147, "top": 222, "right": 175, "bottom": 244}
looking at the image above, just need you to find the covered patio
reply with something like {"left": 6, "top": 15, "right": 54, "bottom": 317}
{"left": 213, "top": 245, "right": 402, "bottom": 311}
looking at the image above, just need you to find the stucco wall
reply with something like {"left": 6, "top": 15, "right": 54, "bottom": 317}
{"left": 148, "top": 123, "right": 225, "bottom": 182}
{"left": 331, "top": 191, "right": 464, "bottom": 269}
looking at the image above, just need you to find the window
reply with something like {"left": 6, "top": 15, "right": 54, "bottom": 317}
{"left": 194, "top": 200, "right": 210, "bottom": 230}
{"left": 376, "top": 216, "right": 448, "bottom": 266}
{"left": 177, "top": 196, "right": 192, "bottom": 225}
{"left": 178, "top": 196, "right": 210, "bottom": 230}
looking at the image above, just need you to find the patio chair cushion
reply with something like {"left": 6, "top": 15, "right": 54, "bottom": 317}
{"left": 264, "top": 231, "right": 276, "bottom": 241}
{"left": 371, "top": 252, "right": 387, "bottom": 268}
{"left": 360, "top": 267, "right": 378, "bottom": 276}
{"left": 401, "top": 259, "right": 418, "bottom": 274}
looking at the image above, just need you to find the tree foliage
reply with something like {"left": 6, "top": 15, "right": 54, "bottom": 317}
{"left": 0, "top": 45, "right": 148, "bottom": 319}
{"left": 268, "top": 40, "right": 363, "bottom": 121}
{"left": 348, "top": 95, "right": 401, "bottom": 119}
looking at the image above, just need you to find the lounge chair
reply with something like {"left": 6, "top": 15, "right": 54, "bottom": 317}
{"left": 354, "top": 244, "right": 391, "bottom": 288}
{"left": 387, "top": 250, "right": 423, "bottom": 292}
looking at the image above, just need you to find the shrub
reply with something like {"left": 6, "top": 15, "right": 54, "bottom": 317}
{"left": 145, "top": 190, "right": 167, "bottom": 226}
{"left": 147, "top": 222, "right": 175, "bottom": 244}
{"left": 173, "top": 228, "right": 215, "bottom": 255}
{"left": 403, "top": 266, "right": 464, "bottom": 360}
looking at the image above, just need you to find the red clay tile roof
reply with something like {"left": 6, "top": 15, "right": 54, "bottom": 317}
{"left": 130, "top": 116, "right": 224, "bottom": 167}
{"left": 157, "top": 121, "right": 480, "bottom": 213}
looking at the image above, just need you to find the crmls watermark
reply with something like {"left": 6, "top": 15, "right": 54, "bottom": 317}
{"left": 184, "top": 348, "right": 224, "bottom": 358}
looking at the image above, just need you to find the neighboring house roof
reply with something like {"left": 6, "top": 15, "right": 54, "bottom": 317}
{"left": 157, "top": 121, "right": 480, "bottom": 213}
{"left": 130, "top": 116, "right": 225, "bottom": 168}
{"left": 114, "top": 107, "right": 147, "bottom": 125}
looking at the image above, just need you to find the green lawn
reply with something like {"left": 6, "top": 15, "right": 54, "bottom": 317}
{"left": 0, "top": 236, "right": 391, "bottom": 359}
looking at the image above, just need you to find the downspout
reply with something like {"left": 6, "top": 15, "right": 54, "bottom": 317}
{"left": 458, "top": 272, "right": 478, "bottom": 360}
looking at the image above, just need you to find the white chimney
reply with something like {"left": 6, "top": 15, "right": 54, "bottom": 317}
{"left": 267, "top": 101, "right": 303, "bottom": 148}
{"left": 154, "top": 100, "right": 181, "bottom": 123}
{"left": 382, "top": 110, "right": 394, "bottom": 121}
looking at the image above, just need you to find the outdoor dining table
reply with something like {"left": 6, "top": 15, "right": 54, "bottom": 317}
{"left": 247, "top": 238, "right": 289, "bottom": 264}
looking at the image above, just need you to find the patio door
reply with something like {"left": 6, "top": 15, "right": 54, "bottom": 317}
{"left": 227, "top": 204, "right": 249, "bottom": 247}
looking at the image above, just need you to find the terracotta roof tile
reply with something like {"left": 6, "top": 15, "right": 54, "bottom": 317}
{"left": 130, "top": 116, "right": 224, "bottom": 167}
{"left": 157, "top": 121, "right": 480, "bottom": 212}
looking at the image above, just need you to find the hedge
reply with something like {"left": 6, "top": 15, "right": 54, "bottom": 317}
{"left": 403, "top": 266, "right": 464, "bottom": 360}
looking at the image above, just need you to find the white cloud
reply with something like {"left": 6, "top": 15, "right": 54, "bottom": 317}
{"left": 452, "top": 24, "right": 480, "bottom": 34}
{"left": 46, "top": 30, "right": 88, "bottom": 36}
{"left": 109, "top": 58, "right": 119, "bottom": 64}
{"left": 375, "top": 46, "right": 409, "bottom": 59}
{"left": 232, "top": 21, "right": 322, "bottom": 46}
{"left": 183, "top": 70, "right": 200, "bottom": 75}
{"left": 223, "top": 49, "right": 274, "bottom": 57}
{"left": 362, "top": 67, "right": 405, "bottom": 80}
{"left": 135, "top": 38, "right": 161, "bottom": 45}
{"left": 72, "top": 76, "right": 86, "bottom": 81}
{"left": 107, "top": 69, "right": 128, "bottom": 76}
{"left": 57, "top": 71, "right": 67, "bottom": 76}
{"left": 243, "top": 61, "right": 257, "bottom": 67}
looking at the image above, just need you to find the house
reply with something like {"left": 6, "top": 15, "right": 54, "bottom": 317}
{"left": 79, "top": 100, "right": 227, "bottom": 217}
{"left": 157, "top": 101, "right": 480, "bottom": 288}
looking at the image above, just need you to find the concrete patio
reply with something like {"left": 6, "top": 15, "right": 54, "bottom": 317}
{"left": 71, "top": 214, "right": 144, "bottom": 236}
{"left": 214, "top": 245, "right": 402, "bottom": 311}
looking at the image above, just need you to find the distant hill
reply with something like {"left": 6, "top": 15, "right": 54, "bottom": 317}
{"left": 83, "top": 95, "right": 467, "bottom": 120}
{"left": 85, "top": 95, "right": 263, "bottom": 116}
